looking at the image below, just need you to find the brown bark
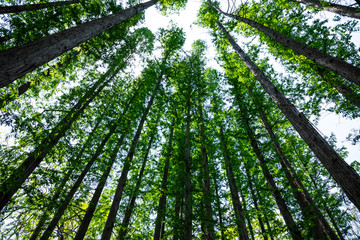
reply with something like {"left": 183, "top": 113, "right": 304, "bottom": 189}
{"left": 213, "top": 174, "right": 226, "bottom": 240}
{"left": 239, "top": 188, "right": 255, "bottom": 240}
{"left": 154, "top": 120, "right": 175, "bottom": 240}
{"left": 292, "top": 0, "right": 360, "bottom": 20}
{"left": 198, "top": 97, "right": 215, "bottom": 240}
{"left": 100, "top": 75, "right": 162, "bottom": 240}
{"left": 0, "top": 68, "right": 114, "bottom": 212}
{"left": 0, "top": 0, "right": 158, "bottom": 88}
{"left": 210, "top": 3, "right": 360, "bottom": 87}
{"left": 217, "top": 20, "right": 360, "bottom": 211}
{"left": 254, "top": 104, "right": 338, "bottom": 239}
{"left": 0, "top": 0, "right": 79, "bottom": 14}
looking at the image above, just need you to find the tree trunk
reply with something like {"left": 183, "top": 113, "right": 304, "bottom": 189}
{"left": 237, "top": 106, "right": 302, "bottom": 239}
{"left": 100, "top": 75, "right": 162, "bottom": 240}
{"left": 291, "top": 0, "right": 360, "bottom": 20}
{"left": 254, "top": 103, "right": 338, "bottom": 239}
{"left": 254, "top": 187, "right": 275, "bottom": 240}
{"left": 0, "top": 0, "right": 158, "bottom": 88}
{"left": 213, "top": 174, "right": 226, "bottom": 240}
{"left": 239, "top": 188, "right": 255, "bottom": 240}
{"left": 0, "top": 50, "right": 81, "bottom": 108}
{"left": 73, "top": 132, "right": 127, "bottom": 240}
{"left": 118, "top": 130, "right": 156, "bottom": 239}
{"left": 184, "top": 88, "right": 192, "bottom": 240}
{"left": 0, "top": 68, "right": 114, "bottom": 212}
{"left": 217, "top": 20, "right": 360, "bottom": 211}
{"left": 244, "top": 167, "right": 268, "bottom": 240}
{"left": 29, "top": 116, "right": 103, "bottom": 240}
{"left": 0, "top": 0, "right": 80, "bottom": 14}
{"left": 210, "top": 4, "right": 360, "bottom": 87}
{"left": 154, "top": 120, "right": 175, "bottom": 240}
{"left": 198, "top": 97, "right": 215, "bottom": 240}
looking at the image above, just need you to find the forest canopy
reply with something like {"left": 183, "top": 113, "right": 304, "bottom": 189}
{"left": 0, "top": 0, "right": 360, "bottom": 239}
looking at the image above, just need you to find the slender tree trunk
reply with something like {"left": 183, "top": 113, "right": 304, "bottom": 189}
{"left": 184, "top": 88, "right": 192, "bottom": 240}
{"left": 0, "top": 68, "right": 115, "bottom": 212}
{"left": 173, "top": 174, "right": 182, "bottom": 240}
{"left": 118, "top": 130, "right": 156, "bottom": 239}
{"left": 254, "top": 187, "right": 275, "bottom": 240}
{"left": 0, "top": 0, "right": 158, "bottom": 88}
{"left": 217, "top": 20, "right": 360, "bottom": 211}
{"left": 0, "top": 50, "right": 81, "bottom": 108}
{"left": 198, "top": 97, "right": 215, "bottom": 240}
{"left": 253, "top": 103, "right": 338, "bottom": 239}
{"left": 244, "top": 168, "right": 268, "bottom": 240}
{"left": 0, "top": 0, "right": 79, "bottom": 14}
{"left": 291, "top": 0, "right": 360, "bottom": 20}
{"left": 239, "top": 188, "right": 255, "bottom": 240}
{"left": 73, "top": 132, "right": 127, "bottom": 240}
{"left": 100, "top": 75, "right": 162, "bottom": 240}
{"left": 237, "top": 106, "right": 302, "bottom": 239}
{"left": 210, "top": 5, "right": 360, "bottom": 87}
{"left": 154, "top": 120, "right": 175, "bottom": 240}
{"left": 213, "top": 174, "right": 226, "bottom": 240}
{"left": 29, "top": 116, "right": 103, "bottom": 240}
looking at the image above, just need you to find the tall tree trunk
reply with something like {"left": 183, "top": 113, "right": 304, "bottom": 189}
{"left": 217, "top": 20, "right": 360, "bottom": 211}
{"left": 154, "top": 120, "right": 175, "bottom": 240}
{"left": 73, "top": 131, "right": 127, "bottom": 240}
{"left": 239, "top": 188, "right": 255, "bottom": 240}
{"left": 0, "top": 0, "right": 158, "bottom": 88}
{"left": 291, "top": 0, "right": 360, "bottom": 20}
{"left": 0, "top": 68, "right": 115, "bottom": 212}
{"left": 253, "top": 102, "right": 338, "bottom": 239}
{"left": 0, "top": 0, "right": 80, "bottom": 14}
{"left": 100, "top": 75, "right": 162, "bottom": 240}
{"left": 198, "top": 97, "right": 215, "bottom": 240}
{"left": 29, "top": 116, "right": 103, "bottom": 240}
{"left": 118, "top": 129, "right": 156, "bottom": 239}
{"left": 244, "top": 167, "right": 268, "bottom": 240}
{"left": 254, "top": 186, "right": 275, "bottom": 240}
{"left": 237, "top": 106, "right": 302, "bottom": 239}
{"left": 184, "top": 88, "right": 192, "bottom": 240}
{"left": 212, "top": 174, "right": 226, "bottom": 240}
{"left": 210, "top": 4, "right": 360, "bottom": 87}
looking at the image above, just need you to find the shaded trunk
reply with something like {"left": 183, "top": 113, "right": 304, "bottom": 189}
{"left": 217, "top": 21, "right": 360, "bottom": 211}
{"left": 73, "top": 132, "right": 126, "bottom": 240}
{"left": 254, "top": 187, "right": 275, "bottom": 240}
{"left": 213, "top": 174, "right": 226, "bottom": 240}
{"left": 0, "top": 50, "right": 81, "bottom": 108}
{"left": 239, "top": 188, "right": 255, "bottom": 240}
{"left": 29, "top": 116, "right": 103, "bottom": 240}
{"left": 0, "top": 0, "right": 79, "bottom": 14}
{"left": 118, "top": 130, "right": 156, "bottom": 239}
{"left": 292, "top": 0, "right": 360, "bottom": 20}
{"left": 237, "top": 106, "right": 302, "bottom": 239}
{"left": 0, "top": 0, "right": 158, "bottom": 88}
{"left": 210, "top": 5, "right": 360, "bottom": 87}
{"left": 255, "top": 104, "right": 338, "bottom": 239}
{"left": 198, "top": 97, "right": 215, "bottom": 240}
{"left": 0, "top": 68, "right": 115, "bottom": 212}
{"left": 244, "top": 168, "right": 268, "bottom": 240}
{"left": 100, "top": 75, "right": 162, "bottom": 240}
{"left": 154, "top": 120, "right": 175, "bottom": 240}
{"left": 184, "top": 88, "right": 192, "bottom": 240}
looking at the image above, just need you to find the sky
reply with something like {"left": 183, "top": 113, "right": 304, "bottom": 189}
{"left": 142, "top": 0, "right": 360, "bottom": 164}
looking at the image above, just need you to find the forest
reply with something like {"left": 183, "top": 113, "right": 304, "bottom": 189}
{"left": 0, "top": 0, "right": 360, "bottom": 239}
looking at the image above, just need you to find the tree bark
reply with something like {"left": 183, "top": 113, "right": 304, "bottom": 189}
{"left": 154, "top": 120, "right": 175, "bottom": 240}
{"left": 217, "top": 20, "right": 360, "bottom": 211}
{"left": 212, "top": 174, "right": 226, "bottom": 240}
{"left": 29, "top": 116, "right": 103, "bottom": 240}
{"left": 197, "top": 97, "right": 215, "bottom": 240}
{"left": 0, "top": 0, "right": 158, "bottom": 88}
{"left": 239, "top": 188, "right": 255, "bottom": 240}
{"left": 291, "top": 0, "right": 360, "bottom": 20}
{"left": 210, "top": 4, "right": 360, "bottom": 87}
{"left": 236, "top": 102, "right": 302, "bottom": 239}
{"left": 0, "top": 68, "right": 114, "bottom": 212}
{"left": 254, "top": 103, "right": 338, "bottom": 239}
{"left": 0, "top": 0, "right": 79, "bottom": 14}
{"left": 100, "top": 74, "right": 162, "bottom": 240}
{"left": 118, "top": 130, "right": 156, "bottom": 239}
